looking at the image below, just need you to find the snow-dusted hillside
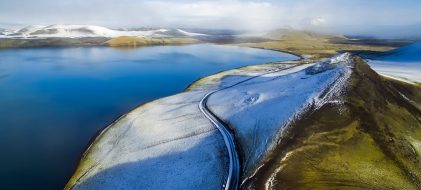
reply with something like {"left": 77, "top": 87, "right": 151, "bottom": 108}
{"left": 368, "top": 42, "right": 421, "bottom": 83}
{"left": 0, "top": 28, "right": 11, "bottom": 35}
{"left": 1, "top": 25, "right": 206, "bottom": 38}
{"left": 66, "top": 54, "right": 352, "bottom": 190}
{"left": 66, "top": 90, "right": 229, "bottom": 190}
{"left": 207, "top": 53, "right": 352, "bottom": 176}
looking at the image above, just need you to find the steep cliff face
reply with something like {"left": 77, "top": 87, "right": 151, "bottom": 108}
{"left": 244, "top": 57, "right": 421, "bottom": 189}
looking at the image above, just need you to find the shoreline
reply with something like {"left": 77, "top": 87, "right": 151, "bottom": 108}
{"left": 184, "top": 48, "right": 304, "bottom": 91}
{"left": 64, "top": 49, "right": 420, "bottom": 189}
{"left": 64, "top": 44, "right": 302, "bottom": 188}
{"left": 224, "top": 44, "right": 305, "bottom": 60}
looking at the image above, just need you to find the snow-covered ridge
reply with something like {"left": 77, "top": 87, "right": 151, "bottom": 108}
{"left": 175, "top": 29, "right": 207, "bottom": 37}
{"left": 0, "top": 25, "right": 207, "bottom": 38}
{"left": 0, "top": 28, "right": 13, "bottom": 36}
{"left": 305, "top": 52, "right": 352, "bottom": 74}
{"left": 65, "top": 53, "right": 353, "bottom": 189}
{"left": 207, "top": 53, "right": 352, "bottom": 180}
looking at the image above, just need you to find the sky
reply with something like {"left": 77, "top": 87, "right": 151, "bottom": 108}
{"left": 0, "top": 0, "right": 421, "bottom": 37}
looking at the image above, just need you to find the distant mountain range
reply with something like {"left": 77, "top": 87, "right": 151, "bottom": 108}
{"left": 1, "top": 25, "right": 411, "bottom": 51}
{"left": 0, "top": 25, "right": 207, "bottom": 38}
{"left": 0, "top": 28, "right": 12, "bottom": 35}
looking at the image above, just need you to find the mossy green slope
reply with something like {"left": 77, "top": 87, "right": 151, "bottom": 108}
{"left": 244, "top": 57, "right": 421, "bottom": 189}
{"left": 231, "top": 30, "right": 395, "bottom": 60}
{"left": 105, "top": 36, "right": 198, "bottom": 47}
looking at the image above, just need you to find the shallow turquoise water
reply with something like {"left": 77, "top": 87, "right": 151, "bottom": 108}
{"left": 0, "top": 44, "right": 298, "bottom": 189}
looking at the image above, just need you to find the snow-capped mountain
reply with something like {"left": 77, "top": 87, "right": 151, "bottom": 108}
{"left": 2, "top": 25, "right": 207, "bottom": 38}
{"left": 14, "top": 25, "right": 46, "bottom": 36}
{"left": 153, "top": 28, "right": 207, "bottom": 37}
{"left": 0, "top": 28, "right": 13, "bottom": 36}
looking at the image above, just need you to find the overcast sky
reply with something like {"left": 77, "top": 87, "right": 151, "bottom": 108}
{"left": 1, "top": 0, "right": 420, "bottom": 37}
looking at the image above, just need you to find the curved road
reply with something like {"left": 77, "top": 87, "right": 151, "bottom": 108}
{"left": 199, "top": 65, "right": 302, "bottom": 190}
{"left": 199, "top": 90, "right": 240, "bottom": 190}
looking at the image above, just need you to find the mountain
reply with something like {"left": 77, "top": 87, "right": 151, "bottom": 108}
{"left": 12, "top": 25, "right": 46, "bottom": 36}
{"left": 230, "top": 28, "right": 394, "bottom": 60}
{"left": 65, "top": 54, "right": 421, "bottom": 189}
{"left": 0, "top": 28, "right": 12, "bottom": 36}
{"left": 1, "top": 25, "right": 207, "bottom": 38}
{"left": 264, "top": 28, "right": 347, "bottom": 41}
{"left": 244, "top": 56, "right": 421, "bottom": 189}
{"left": 154, "top": 29, "right": 207, "bottom": 37}
{"left": 0, "top": 25, "right": 209, "bottom": 48}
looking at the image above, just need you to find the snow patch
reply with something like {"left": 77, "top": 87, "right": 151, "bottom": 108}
{"left": 306, "top": 53, "right": 351, "bottom": 75}
{"left": 176, "top": 29, "right": 207, "bottom": 36}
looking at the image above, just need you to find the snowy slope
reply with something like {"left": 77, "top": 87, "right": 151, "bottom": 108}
{"left": 1, "top": 25, "right": 206, "bottom": 38}
{"left": 207, "top": 53, "right": 352, "bottom": 177}
{"left": 0, "top": 28, "right": 12, "bottom": 36}
{"left": 66, "top": 91, "right": 228, "bottom": 190}
{"left": 176, "top": 29, "right": 207, "bottom": 36}
{"left": 368, "top": 42, "right": 421, "bottom": 83}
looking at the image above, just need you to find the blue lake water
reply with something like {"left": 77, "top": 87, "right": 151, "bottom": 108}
{"left": 0, "top": 44, "right": 298, "bottom": 189}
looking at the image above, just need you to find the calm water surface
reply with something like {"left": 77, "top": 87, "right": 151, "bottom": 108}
{"left": 0, "top": 44, "right": 298, "bottom": 189}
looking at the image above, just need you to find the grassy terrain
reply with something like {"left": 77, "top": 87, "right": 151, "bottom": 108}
{"left": 105, "top": 36, "right": 199, "bottom": 47}
{"left": 0, "top": 36, "right": 198, "bottom": 48}
{"left": 230, "top": 29, "right": 399, "bottom": 60}
{"left": 243, "top": 57, "right": 421, "bottom": 189}
{"left": 0, "top": 37, "right": 109, "bottom": 48}
{"left": 185, "top": 60, "right": 300, "bottom": 91}
{"left": 0, "top": 29, "right": 405, "bottom": 53}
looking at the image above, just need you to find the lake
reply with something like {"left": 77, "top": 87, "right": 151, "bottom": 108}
{"left": 0, "top": 44, "right": 298, "bottom": 189}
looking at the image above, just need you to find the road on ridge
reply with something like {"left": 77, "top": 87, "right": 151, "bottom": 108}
{"left": 198, "top": 64, "right": 302, "bottom": 190}
{"left": 199, "top": 90, "right": 240, "bottom": 190}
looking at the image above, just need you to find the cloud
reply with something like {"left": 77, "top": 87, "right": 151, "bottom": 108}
{"left": 310, "top": 18, "right": 327, "bottom": 26}
{"left": 0, "top": 0, "right": 284, "bottom": 30}
{"left": 135, "top": 1, "right": 281, "bottom": 30}
{"left": 0, "top": 0, "right": 420, "bottom": 37}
